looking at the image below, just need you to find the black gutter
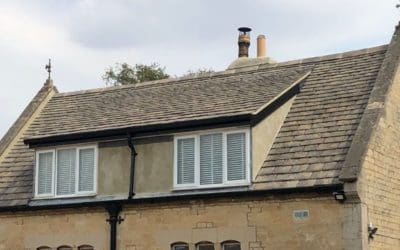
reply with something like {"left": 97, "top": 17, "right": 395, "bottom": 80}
{"left": 0, "top": 184, "right": 342, "bottom": 213}
{"left": 106, "top": 203, "right": 123, "bottom": 250}
{"left": 24, "top": 114, "right": 252, "bottom": 147}
{"left": 127, "top": 133, "right": 137, "bottom": 199}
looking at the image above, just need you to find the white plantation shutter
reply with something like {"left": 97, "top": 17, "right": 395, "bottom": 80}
{"left": 227, "top": 132, "right": 247, "bottom": 181}
{"left": 177, "top": 138, "right": 195, "bottom": 184}
{"left": 200, "top": 133, "right": 223, "bottom": 185}
{"left": 78, "top": 148, "right": 95, "bottom": 192}
{"left": 37, "top": 152, "right": 53, "bottom": 195}
{"left": 56, "top": 149, "right": 76, "bottom": 195}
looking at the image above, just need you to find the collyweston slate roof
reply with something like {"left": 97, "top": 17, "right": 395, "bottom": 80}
{"left": 0, "top": 44, "right": 389, "bottom": 207}
{"left": 25, "top": 68, "right": 309, "bottom": 140}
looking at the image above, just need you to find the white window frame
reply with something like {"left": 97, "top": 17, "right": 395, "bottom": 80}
{"left": 173, "top": 128, "right": 251, "bottom": 190}
{"left": 35, "top": 149, "right": 56, "bottom": 198}
{"left": 76, "top": 146, "right": 98, "bottom": 196}
{"left": 34, "top": 144, "right": 98, "bottom": 199}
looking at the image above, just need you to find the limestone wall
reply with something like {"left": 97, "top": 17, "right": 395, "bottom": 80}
{"left": 356, "top": 64, "right": 400, "bottom": 249}
{"left": 0, "top": 208, "right": 107, "bottom": 250}
{"left": 0, "top": 195, "right": 344, "bottom": 250}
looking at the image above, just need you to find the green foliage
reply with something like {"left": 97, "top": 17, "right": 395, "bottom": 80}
{"left": 182, "top": 68, "right": 215, "bottom": 78}
{"left": 103, "top": 63, "right": 169, "bottom": 86}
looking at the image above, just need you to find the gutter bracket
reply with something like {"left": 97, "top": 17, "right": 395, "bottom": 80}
{"left": 106, "top": 203, "right": 123, "bottom": 250}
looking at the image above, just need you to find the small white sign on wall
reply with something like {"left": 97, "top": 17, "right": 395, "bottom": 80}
{"left": 293, "top": 210, "right": 310, "bottom": 221}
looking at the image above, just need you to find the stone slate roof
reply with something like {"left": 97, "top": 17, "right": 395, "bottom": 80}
{"left": 0, "top": 83, "right": 56, "bottom": 206}
{"left": 254, "top": 46, "right": 387, "bottom": 189}
{"left": 0, "top": 44, "right": 389, "bottom": 207}
{"left": 25, "top": 69, "right": 309, "bottom": 140}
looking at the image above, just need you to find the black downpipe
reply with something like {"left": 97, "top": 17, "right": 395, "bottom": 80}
{"left": 105, "top": 134, "right": 135, "bottom": 250}
{"left": 127, "top": 133, "right": 137, "bottom": 199}
{"left": 106, "top": 203, "right": 124, "bottom": 250}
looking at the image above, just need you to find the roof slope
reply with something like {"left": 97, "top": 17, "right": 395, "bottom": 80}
{"left": 0, "top": 82, "right": 56, "bottom": 206}
{"left": 0, "top": 45, "right": 388, "bottom": 208}
{"left": 0, "top": 82, "right": 55, "bottom": 157}
{"left": 26, "top": 69, "right": 309, "bottom": 140}
{"left": 254, "top": 46, "right": 387, "bottom": 189}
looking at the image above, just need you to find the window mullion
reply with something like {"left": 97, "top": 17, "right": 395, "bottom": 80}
{"left": 34, "top": 152, "right": 39, "bottom": 196}
{"left": 75, "top": 148, "right": 79, "bottom": 194}
{"left": 223, "top": 132, "right": 227, "bottom": 184}
{"left": 54, "top": 150, "right": 58, "bottom": 196}
{"left": 246, "top": 131, "right": 251, "bottom": 182}
{"left": 52, "top": 150, "right": 56, "bottom": 196}
{"left": 195, "top": 135, "right": 200, "bottom": 186}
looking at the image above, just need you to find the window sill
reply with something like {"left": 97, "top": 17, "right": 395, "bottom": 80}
{"left": 172, "top": 182, "right": 251, "bottom": 192}
{"left": 32, "top": 193, "right": 97, "bottom": 200}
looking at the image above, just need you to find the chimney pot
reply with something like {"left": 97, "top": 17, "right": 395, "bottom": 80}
{"left": 257, "top": 35, "right": 266, "bottom": 58}
{"left": 238, "top": 27, "right": 251, "bottom": 58}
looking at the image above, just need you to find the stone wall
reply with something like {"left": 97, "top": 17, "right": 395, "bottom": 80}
{"left": 356, "top": 63, "right": 400, "bottom": 249}
{"left": 0, "top": 208, "right": 108, "bottom": 250}
{"left": 0, "top": 195, "right": 344, "bottom": 250}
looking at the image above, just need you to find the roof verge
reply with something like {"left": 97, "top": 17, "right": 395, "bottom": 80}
{"left": 0, "top": 82, "right": 57, "bottom": 159}
{"left": 339, "top": 22, "right": 400, "bottom": 181}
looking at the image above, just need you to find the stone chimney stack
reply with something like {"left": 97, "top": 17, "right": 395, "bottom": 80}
{"left": 238, "top": 27, "right": 251, "bottom": 58}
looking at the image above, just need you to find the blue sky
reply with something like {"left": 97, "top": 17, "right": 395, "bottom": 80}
{"left": 0, "top": 0, "right": 398, "bottom": 138}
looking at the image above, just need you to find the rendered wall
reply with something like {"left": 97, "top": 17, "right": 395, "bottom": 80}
{"left": 98, "top": 141, "right": 131, "bottom": 197}
{"left": 0, "top": 195, "right": 344, "bottom": 250}
{"left": 97, "top": 136, "right": 174, "bottom": 196}
{"left": 251, "top": 97, "right": 295, "bottom": 180}
{"left": 134, "top": 136, "right": 174, "bottom": 194}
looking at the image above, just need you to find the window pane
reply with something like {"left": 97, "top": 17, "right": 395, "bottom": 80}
{"left": 227, "top": 133, "right": 246, "bottom": 181}
{"left": 79, "top": 148, "right": 95, "bottom": 192}
{"left": 57, "top": 149, "right": 76, "bottom": 195}
{"left": 197, "top": 243, "right": 215, "bottom": 250}
{"left": 37, "top": 246, "right": 51, "bottom": 250}
{"left": 37, "top": 152, "right": 53, "bottom": 195}
{"left": 172, "top": 244, "right": 189, "bottom": 250}
{"left": 223, "top": 242, "right": 241, "bottom": 250}
{"left": 57, "top": 246, "right": 73, "bottom": 250}
{"left": 200, "top": 133, "right": 223, "bottom": 185}
{"left": 78, "top": 245, "right": 94, "bottom": 250}
{"left": 177, "top": 138, "right": 195, "bottom": 184}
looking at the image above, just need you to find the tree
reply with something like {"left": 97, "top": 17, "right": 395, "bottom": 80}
{"left": 182, "top": 68, "right": 214, "bottom": 78}
{"left": 103, "top": 63, "right": 169, "bottom": 86}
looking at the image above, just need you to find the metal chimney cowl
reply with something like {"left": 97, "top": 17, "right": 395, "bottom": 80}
{"left": 238, "top": 27, "right": 251, "bottom": 58}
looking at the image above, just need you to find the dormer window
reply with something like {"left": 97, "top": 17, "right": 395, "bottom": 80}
{"left": 174, "top": 129, "right": 250, "bottom": 189}
{"left": 35, "top": 145, "right": 97, "bottom": 198}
